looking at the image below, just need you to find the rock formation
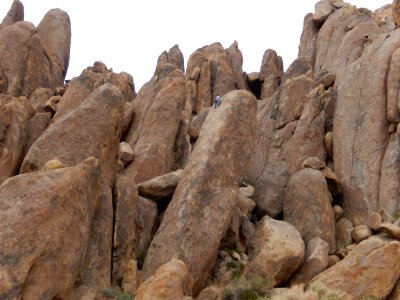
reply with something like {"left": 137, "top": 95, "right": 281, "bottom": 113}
{"left": 3, "top": 0, "right": 400, "bottom": 299}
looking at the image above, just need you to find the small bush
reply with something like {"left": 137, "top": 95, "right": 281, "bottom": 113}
{"left": 100, "top": 287, "right": 135, "bottom": 300}
{"left": 392, "top": 209, "right": 400, "bottom": 220}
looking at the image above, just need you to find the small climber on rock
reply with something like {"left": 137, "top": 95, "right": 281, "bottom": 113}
{"left": 214, "top": 95, "right": 222, "bottom": 108}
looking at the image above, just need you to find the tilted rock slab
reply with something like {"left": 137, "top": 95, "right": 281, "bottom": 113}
{"left": 136, "top": 259, "right": 191, "bottom": 300}
{"left": 334, "top": 29, "right": 400, "bottom": 224}
{"left": 245, "top": 215, "right": 305, "bottom": 288}
{"left": 0, "top": 6, "right": 71, "bottom": 97}
{"left": 0, "top": 158, "right": 100, "bottom": 299}
{"left": 141, "top": 90, "right": 256, "bottom": 295}
{"left": 0, "top": 94, "right": 34, "bottom": 184}
{"left": 20, "top": 83, "right": 126, "bottom": 288}
{"left": 309, "top": 237, "right": 400, "bottom": 299}
{"left": 284, "top": 168, "right": 336, "bottom": 253}
{"left": 124, "top": 63, "right": 185, "bottom": 183}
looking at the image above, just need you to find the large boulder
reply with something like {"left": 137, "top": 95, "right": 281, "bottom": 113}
{"left": 309, "top": 237, "right": 400, "bottom": 299}
{"left": 136, "top": 259, "right": 191, "bottom": 300}
{"left": 244, "top": 215, "right": 305, "bottom": 288}
{"left": 141, "top": 90, "right": 256, "bottom": 295}
{"left": 284, "top": 168, "right": 336, "bottom": 253}
{"left": 20, "top": 83, "right": 126, "bottom": 288}
{"left": 0, "top": 95, "right": 34, "bottom": 184}
{"left": 138, "top": 169, "right": 183, "bottom": 200}
{"left": 124, "top": 63, "right": 185, "bottom": 183}
{"left": 1, "top": 0, "right": 24, "bottom": 28}
{"left": 0, "top": 158, "right": 100, "bottom": 299}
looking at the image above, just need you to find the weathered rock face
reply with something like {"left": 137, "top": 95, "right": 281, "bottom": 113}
{"left": 0, "top": 3, "right": 71, "bottom": 97}
{"left": 309, "top": 238, "right": 400, "bottom": 299}
{"left": 290, "top": 237, "right": 329, "bottom": 286}
{"left": 124, "top": 62, "right": 185, "bottom": 183}
{"left": 284, "top": 168, "right": 336, "bottom": 253}
{"left": 334, "top": 29, "right": 400, "bottom": 224}
{"left": 253, "top": 161, "right": 290, "bottom": 218}
{"left": 245, "top": 216, "right": 305, "bottom": 288}
{"left": 1, "top": 0, "right": 24, "bottom": 28}
{"left": 137, "top": 196, "right": 159, "bottom": 258}
{"left": 136, "top": 259, "right": 191, "bottom": 300}
{"left": 141, "top": 90, "right": 256, "bottom": 295}
{"left": 0, "top": 158, "right": 100, "bottom": 299}
{"left": 36, "top": 9, "right": 71, "bottom": 89}
{"left": 20, "top": 83, "right": 126, "bottom": 288}
{"left": 138, "top": 169, "right": 183, "bottom": 200}
{"left": 0, "top": 94, "right": 34, "bottom": 184}
{"left": 259, "top": 49, "right": 283, "bottom": 99}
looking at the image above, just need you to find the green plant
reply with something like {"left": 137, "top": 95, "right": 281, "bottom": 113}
{"left": 392, "top": 209, "right": 400, "bottom": 220}
{"left": 226, "top": 260, "right": 245, "bottom": 279}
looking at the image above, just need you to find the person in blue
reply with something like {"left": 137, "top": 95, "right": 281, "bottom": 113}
{"left": 214, "top": 95, "right": 222, "bottom": 108}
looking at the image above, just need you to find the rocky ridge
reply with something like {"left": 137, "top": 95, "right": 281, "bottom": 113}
{"left": 2, "top": 0, "right": 400, "bottom": 299}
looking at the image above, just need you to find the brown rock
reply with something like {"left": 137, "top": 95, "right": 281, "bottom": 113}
{"left": 0, "top": 95, "right": 34, "bottom": 184}
{"left": 367, "top": 212, "right": 382, "bottom": 231}
{"left": 0, "top": 158, "right": 100, "bottom": 299}
{"left": 240, "top": 213, "right": 255, "bottom": 244}
{"left": 328, "top": 255, "right": 341, "bottom": 267}
{"left": 197, "top": 62, "right": 212, "bottom": 109}
{"left": 45, "top": 95, "right": 61, "bottom": 113}
{"left": 227, "top": 41, "right": 248, "bottom": 90}
{"left": 28, "top": 87, "right": 53, "bottom": 113}
{"left": 393, "top": 0, "right": 400, "bottom": 27}
{"left": 309, "top": 237, "right": 400, "bottom": 299}
{"left": 138, "top": 169, "right": 183, "bottom": 200}
{"left": 42, "top": 158, "right": 65, "bottom": 171}
{"left": 112, "top": 176, "right": 138, "bottom": 286}
{"left": 136, "top": 259, "right": 191, "bottom": 300}
{"left": 21, "top": 83, "right": 125, "bottom": 288}
{"left": 333, "top": 205, "right": 344, "bottom": 221}
{"left": 119, "top": 142, "right": 134, "bottom": 166}
{"left": 387, "top": 48, "right": 400, "bottom": 123}
{"left": 253, "top": 162, "right": 290, "bottom": 218}
{"left": 238, "top": 185, "right": 254, "bottom": 198}
{"left": 37, "top": 9, "right": 71, "bottom": 89}
{"left": 155, "top": 45, "right": 184, "bottom": 75}
{"left": 352, "top": 225, "right": 372, "bottom": 243}
{"left": 335, "top": 217, "right": 354, "bottom": 251}
{"left": 259, "top": 49, "right": 284, "bottom": 82}
{"left": 137, "top": 196, "right": 159, "bottom": 258}
{"left": 284, "top": 168, "right": 336, "bottom": 253}
{"left": 291, "top": 237, "right": 329, "bottom": 285}
{"left": 189, "top": 108, "right": 209, "bottom": 139}
{"left": 1, "top": 0, "right": 24, "bottom": 28}
{"left": 245, "top": 216, "right": 304, "bottom": 288}
{"left": 124, "top": 65, "right": 185, "bottom": 183}
{"left": 298, "top": 13, "right": 319, "bottom": 65}
{"left": 333, "top": 25, "right": 400, "bottom": 224}
{"left": 302, "top": 156, "right": 326, "bottom": 170}
{"left": 24, "top": 112, "right": 52, "bottom": 157}
{"left": 238, "top": 195, "right": 256, "bottom": 218}
{"left": 379, "top": 132, "right": 400, "bottom": 217}
{"left": 324, "top": 131, "right": 333, "bottom": 158}
{"left": 275, "top": 74, "right": 315, "bottom": 129}
{"left": 312, "top": 0, "right": 333, "bottom": 25}
{"left": 377, "top": 223, "right": 400, "bottom": 240}
{"left": 122, "top": 259, "right": 138, "bottom": 294}
{"left": 195, "top": 286, "right": 219, "bottom": 300}
{"left": 284, "top": 85, "right": 327, "bottom": 172}
{"left": 142, "top": 90, "right": 256, "bottom": 295}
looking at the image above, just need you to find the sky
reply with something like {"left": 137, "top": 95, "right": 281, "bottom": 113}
{"left": 0, "top": 1, "right": 390, "bottom": 90}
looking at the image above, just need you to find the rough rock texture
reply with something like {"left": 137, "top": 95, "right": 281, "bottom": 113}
{"left": 137, "top": 196, "right": 159, "bottom": 258}
{"left": 309, "top": 238, "right": 400, "bottom": 299}
{"left": 334, "top": 27, "right": 400, "bottom": 225}
{"left": 0, "top": 158, "right": 100, "bottom": 299}
{"left": 138, "top": 169, "right": 183, "bottom": 200}
{"left": 23, "top": 112, "right": 51, "bottom": 156}
{"left": 21, "top": 83, "right": 126, "bottom": 288}
{"left": 1, "top": 0, "right": 24, "bottom": 28}
{"left": 377, "top": 223, "right": 400, "bottom": 240}
{"left": 335, "top": 217, "right": 354, "bottom": 251}
{"left": 253, "top": 161, "right": 290, "bottom": 218}
{"left": 0, "top": 94, "right": 34, "bottom": 184}
{"left": 124, "top": 62, "right": 185, "bottom": 183}
{"left": 245, "top": 215, "right": 305, "bottom": 288}
{"left": 112, "top": 176, "right": 138, "bottom": 286}
{"left": 259, "top": 49, "right": 283, "bottom": 99}
{"left": 284, "top": 168, "right": 336, "bottom": 253}
{"left": 142, "top": 90, "right": 256, "bottom": 295}
{"left": 136, "top": 259, "right": 190, "bottom": 300}
{"left": 290, "top": 237, "right": 329, "bottom": 285}
{"left": 0, "top": 5, "right": 71, "bottom": 97}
